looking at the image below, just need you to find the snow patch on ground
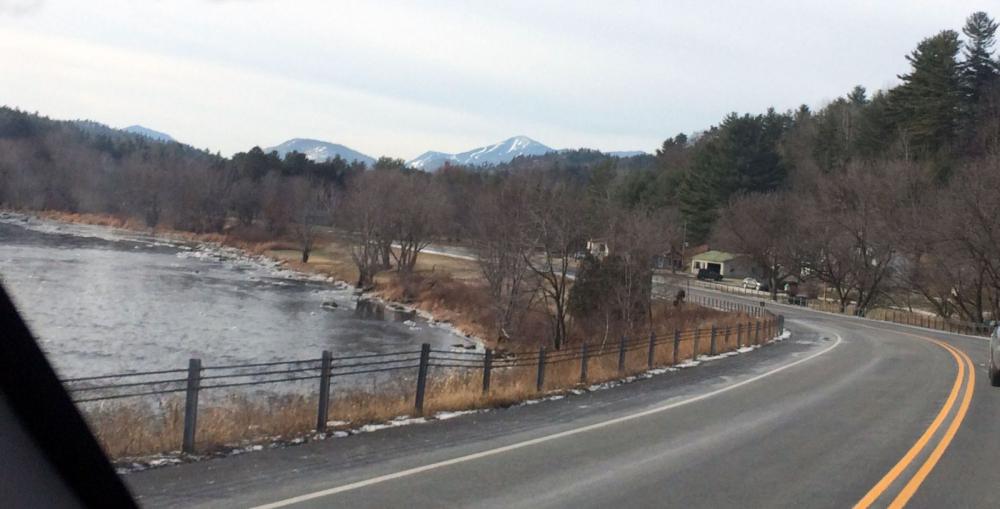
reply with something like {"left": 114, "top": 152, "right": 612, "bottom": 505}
{"left": 355, "top": 415, "right": 428, "bottom": 433}
{"left": 434, "top": 409, "right": 479, "bottom": 420}
{"left": 698, "top": 351, "right": 740, "bottom": 361}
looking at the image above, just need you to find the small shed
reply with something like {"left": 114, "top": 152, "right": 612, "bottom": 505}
{"left": 690, "top": 250, "right": 761, "bottom": 279}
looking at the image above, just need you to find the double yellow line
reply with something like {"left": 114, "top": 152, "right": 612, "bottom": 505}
{"left": 854, "top": 333, "right": 976, "bottom": 508}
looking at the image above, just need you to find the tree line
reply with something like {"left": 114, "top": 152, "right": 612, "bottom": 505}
{"left": 2, "top": 11, "right": 999, "bottom": 345}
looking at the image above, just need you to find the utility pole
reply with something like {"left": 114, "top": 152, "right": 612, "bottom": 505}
{"left": 681, "top": 220, "right": 688, "bottom": 273}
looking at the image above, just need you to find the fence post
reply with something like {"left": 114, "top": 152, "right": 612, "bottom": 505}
{"left": 182, "top": 358, "right": 202, "bottom": 454}
{"left": 414, "top": 343, "right": 431, "bottom": 415}
{"left": 737, "top": 323, "right": 743, "bottom": 348}
{"left": 536, "top": 346, "right": 547, "bottom": 392}
{"left": 316, "top": 350, "right": 332, "bottom": 432}
{"left": 673, "top": 329, "right": 681, "bottom": 365}
{"left": 618, "top": 335, "right": 627, "bottom": 374}
{"left": 755, "top": 321, "right": 761, "bottom": 344}
{"left": 580, "top": 343, "right": 589, "bottom": 383}
{"left": 724, "top": 326, "right": 731, "bottom": 351}
{"left": 710, "top": 326, "right": 718, "bottom": 356}
{"left": 693, "top": 328, "right": 701, "bottom": 361}
{"left": 647, "top": 331, "right": 656, "bottom": 369}
{"left": 482, "top": 349, "right": 493, "bottom": 394}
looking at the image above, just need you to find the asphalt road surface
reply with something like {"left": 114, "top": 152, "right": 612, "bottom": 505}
{"left": 127, "top": 286, "right": 998, "bottom": 508}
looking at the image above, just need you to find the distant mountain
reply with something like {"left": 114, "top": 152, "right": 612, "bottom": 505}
{"left": 406, "top": 151, "right": 454, "bottom": 171}
{"left": 123, "top": 125, "right": 175, "bottom": 143}
{"left": 265, "top": 138, "right": 375, "bottom": 167}
{"left": 607, "top": 150, "right": 646, "bottom": 158}
{"left": 408, "top": 135, "right": 555, "bottom": 171}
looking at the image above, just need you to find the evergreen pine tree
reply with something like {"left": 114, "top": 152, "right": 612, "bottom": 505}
{"left": 847, "top": 85, "right": 869, "bottom": 106}
{"left": 679, "top": 112, "right": 788, "bottom": 242}
{"left": 961, "top": 12, "right": 999, "bottom": 105}
{"left": 891, "top": 30, "right": 963, "bottom": 159}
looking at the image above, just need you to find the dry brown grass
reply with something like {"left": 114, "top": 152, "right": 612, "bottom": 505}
{"left": 38, "top": 210, "right": 145, "bottom": 230}
{"left": 85, "top": 314, "right": 779, "bottom": 461}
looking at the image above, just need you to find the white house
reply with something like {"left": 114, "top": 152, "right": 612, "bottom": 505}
{"left": 690, "top": 250, "right": 762, "bottom": 279}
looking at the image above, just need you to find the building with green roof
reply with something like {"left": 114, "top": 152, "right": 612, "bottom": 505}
{"left": 690, "top": 250, "right": 762, "bottom": 279}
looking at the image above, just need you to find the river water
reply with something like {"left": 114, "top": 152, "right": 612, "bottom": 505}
{"left": 0, "top": 214, "right": 475, "bottom": 380}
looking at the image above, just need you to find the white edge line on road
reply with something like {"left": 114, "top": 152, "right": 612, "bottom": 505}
{"left": 251, "top": 331, "right": 844, "bottom": 509}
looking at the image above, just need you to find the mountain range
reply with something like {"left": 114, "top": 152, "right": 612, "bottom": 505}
{"left": 262, "top": 136, "right": 646, "bottom": 170}
{"left": 407, "top": 135, "right": 556, "bottom": 171}
{"left": 80, "top": 122, "right": 645, "bottom": 170}
{"left": 264, "top": 138, "right": 376, "bottom": 167}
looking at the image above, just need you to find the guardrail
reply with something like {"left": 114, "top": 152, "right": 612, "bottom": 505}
{"left": 687, "top": 293, "right": 770, "bottom": 317}
{"left": 686, "top": 278, "right": 992, "bottom": 336}
{"left": 62, "top": 305, "right": 783, "bottom": 454}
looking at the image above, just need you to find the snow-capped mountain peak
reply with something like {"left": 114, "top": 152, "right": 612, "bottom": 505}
{"left": 265, "top": 138, "right": 375, "bottom": 167}
{"left": 407, "top": 135, "right": 554, "bottom": 171}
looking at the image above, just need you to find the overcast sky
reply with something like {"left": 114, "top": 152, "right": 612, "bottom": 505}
{"left": 0, "top": 0, "right": 991, "bottom": 159}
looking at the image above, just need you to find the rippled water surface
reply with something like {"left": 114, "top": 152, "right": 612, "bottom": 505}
{"left": 0, "top": 216, "right": 472, "bottom": 379}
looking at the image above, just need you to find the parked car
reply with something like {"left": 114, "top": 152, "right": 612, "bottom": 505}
{"left": 742, "top": 277, "right": 761, "bottom": 290}
{"left": 989, "top": 322, "right": 1000, "bottom": 387}
{"left": 697, "top": 268, "right": 723, "bottom": 281}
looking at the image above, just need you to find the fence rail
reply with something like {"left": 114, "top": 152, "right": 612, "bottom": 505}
{"left": 686, "top": 278, "right": 993, "bottom": 336}
{"left": 62, "top": 307, "right": 783, "bottom": 454}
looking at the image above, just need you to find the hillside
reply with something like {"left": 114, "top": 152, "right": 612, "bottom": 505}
{"left": 265, "top": 138, "right": 375, "bottom": 167}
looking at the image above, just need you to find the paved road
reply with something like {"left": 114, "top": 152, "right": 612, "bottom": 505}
{"left": 127, "top": 285, "right": 999, "bottom": 508}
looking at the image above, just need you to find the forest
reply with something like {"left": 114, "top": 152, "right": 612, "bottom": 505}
{"left": 1, "top": 11, "right": 999, "bottom": 349}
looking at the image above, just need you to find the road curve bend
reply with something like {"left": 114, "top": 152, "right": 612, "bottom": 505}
{"left": 128, "top": 291, "right": 1000, "bottom": 508}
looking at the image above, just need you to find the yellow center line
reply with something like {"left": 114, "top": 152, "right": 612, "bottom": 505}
{"left": 887, "top": 344, "right": 975, "bottom": 508}
{"left": 853, "top": 338, "right": 965, "bottom": 509}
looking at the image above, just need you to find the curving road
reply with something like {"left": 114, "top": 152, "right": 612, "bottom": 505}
{"left": 127, "top": 287, "right": 1000, "bottom": 508}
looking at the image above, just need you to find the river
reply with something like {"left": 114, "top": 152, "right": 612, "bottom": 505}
{"left": 0, "top": 214, "right": 475, "bottom": 380}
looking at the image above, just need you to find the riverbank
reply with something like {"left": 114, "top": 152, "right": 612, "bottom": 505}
{"left": 24, "top": 209, "right": 493, "bottom": 349}
{"left": 3, "top": 208, "right": 780, "bottom": 469}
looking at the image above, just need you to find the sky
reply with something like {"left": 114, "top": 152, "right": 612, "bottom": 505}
{"left": 0, "top": 0, "right": 992, "bottom": 159}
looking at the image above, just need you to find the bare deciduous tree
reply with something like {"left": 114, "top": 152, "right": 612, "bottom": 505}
{"left": 341, "top": 171, "right": 393, "bottom": 289}
{"left": 471, "top": 179, "right": 536, "bottom": 343}
{"left": 605, "top": 206, "right": 670, "bottom": 335}
{"left": 716, "top": 192, "right": 803, "bottom": 301}
{"left": 800, "top": 163, "right": 907, "bottom": 315}
{"left": 390, "top": 174, "right": 446, "bottom": 274}
{"left": 290, "top": 177, "right": 327, "bottom": 263}
{"left": 523, "top": 177, "right": 588, "bottom": 350}
{"left": 945, "top": 157, "right": 1000, "bottom": 320}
